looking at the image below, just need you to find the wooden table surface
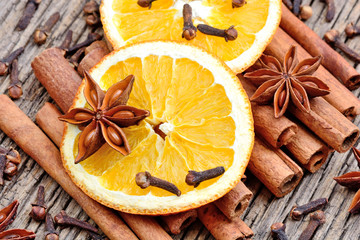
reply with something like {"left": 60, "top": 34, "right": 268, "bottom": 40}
{"left": 1, "top": 0, "right": 360, "bottom": 239}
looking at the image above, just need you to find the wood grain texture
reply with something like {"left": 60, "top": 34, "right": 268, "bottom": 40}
{"left": 0, "top": 0, "right": 359, "bottom": 239}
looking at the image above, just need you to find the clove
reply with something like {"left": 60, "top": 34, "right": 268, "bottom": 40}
{"left": 3, "top": 161, "right": 18, "bottom": 179}
{"left": 293, "top": 0, "right": 301, "bottom": 16}
{"left": 282, "top": 0, "right": 293, "bottom": 10}
{"left": 0, "top": 146, "right": 21, "bottom": 165}
{"left": 135, "top": 171, "right": 181, "bottom": 196}
{"left": 29, "top": 185, "right": 47, "bottom": 221}
{"left": 0, "top": 47, "right": 24, "bottom": 76}
{"left": 45, "top": 213, "right": 59, "bottom": 240}
{"left": 290, "top": 198, "right": 328, "bottom": 220}
{"left": 66, "top": 33, "right": 102, "bottom": 56}
{"left": 69, "top": 47, "right": 86, "bottom": 68}
{"left": 59, "top": 30, "right": 73, "bottom": 50}
{"left": 83, "top": 0, "right": 99, "bottom": 14}
{"left": 54, "top": 210, "right": 98, "bottom": 233}
{"left": 8, "top": 59, "right": 23, "bottom": 99}
{"left": 86, "top": 13, "right": 101, "bottom": 27}
{"left": 197, "top": 24, "right": 238, "bottom": 42}
{"left": 299, "top": 5, "right": 313, "bottom": 21}
{"left": 321, "top": 0, "right": 335, "bottom": 22}
{"left": 185, "top": 166, "right": 225, "bottom": 187}
{"left": 298, "top": 210, "right": 326, "bottom": 240}
{"left": 182, "top": 4, "right": 197, "bottom": 40}
{"left": 345, "top": 22, "right": 360, "bottom": 38}
{"left": 0, "top": 155, "right": 6, "bottom": 186}
{"left": 83, "top": 1, "right": 101, "bottom": 27}
{"left": 270, "top": 222, "right": 288, "bottom": 240}
{"left": 324, "top": 29, "right": 360, "bottom": 63}
{"left": 34, "top": 12, "right": 60, "bottom": 45}
{"left": 16, "top": 0, "right": 41, "bottom": 31}
{"left": 232, "top": 0, "right": 247, "bottom": 8}
{"left": 137, "top": 0, "right": 156, "bottom": 9}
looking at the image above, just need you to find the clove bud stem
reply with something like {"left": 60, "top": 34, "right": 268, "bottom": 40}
{"left": 298, "top": 210, "right": 326, "bottom": 240}
{"left": 282, "top": 0, "right": 293, "bottom": 10}
{"left": 182, "top": 4, "right": 197, "bottom": 40}
{"left": 321, "top": 0, "right": 335, "bottom": 22}
{"left": 54, "top": 210, "right": 98, "bottom": 233}
{"left": 0, "top": 146, "right": 21, "bottom": 165}
{"left": 83, "top": 1, "right": 101, "bottom": 27}
{"left": 8, "top": 59, "right": 23, "bottom": 99}
{"left": 66, "top": 33, "right": 102, "bottom": 56}
{"left": 137, "top": 0, "right": 156, "bottom": 9}
{"left": 45, "top": 213, "right": 59, "bottom": 240}
{"left": 59, "top": 30, "right": 73, "bottom": 50}
{"left": 197, "top": 24, "right": 238, "bottom": 42}
{"left": 69, "top": 47, "right": 86, "bottom": 68}
{"left": 0, "top": 155, "right": 6, "bottom": 185}
{"left": 345, "top": 22, "right": 360, "bottom": 38}
{"left": 0, "top": 47, "right": 24, "bottom": 76}
{"left": 324, "top": 29, "right": 360, "bottom": 63}
{"left": 270, "top": 222, "right": 288, "bottom": 240}
{"left": 290, "top": 198, "right": 328, "bottom": 220}
{"left": 16, "top": 0, "right": 41, "bottom": 31}
{"left": 135, "top": 171, "right": 181, "bottom": 196}
{"left": 34, "top": 12, "right": 60, "bottom": 45}
{"left": 30, "top": 185, "right": 47, "bottom": 221}
{"left": 185, "top": 166, "right": 225, "bottom": 187}
{"left": 293, "top": 0, "right": 301, "bottom": 16}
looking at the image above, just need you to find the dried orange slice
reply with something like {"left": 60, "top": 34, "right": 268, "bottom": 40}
{"left": 61, "top": 41, "right": 254, "bottom": 214}
{"left": 100, "top": 0, "right": 281, "bottom": 73}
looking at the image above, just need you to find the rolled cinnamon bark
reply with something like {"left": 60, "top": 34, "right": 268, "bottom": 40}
{"left": 266, "top": 28, "right": 360, "bottom": 119}
{"left": 285, "top": 122, "right": 331, "bottom": 173}
{"left": 280, "top": 4, "right": 360, "bottom": 90}
{"left": 35, "top": 102, "right": 172, "bottom": 240}
{"left": 289, "top": 97, "right": 359, "bottom": 153}
{"left": 77, "top": 41, "right": 110, "bottom": 77}
{"left": 239, "top": 75, "right": 298, "bottom": 148}
{"left": 0, "top": 95, "right": 137, "bottom": 240}
{"left": 35, "top": 102, "right": 64, "bottom": 147}
{"left": 197, "top": 203, "right": 253, "bottom": 240}
{"left": 160, "top": 210, "right": 197, "bottom": 235}
{"left": 31, "top": 48, "right": 82, "bottom": 113}
{"left": 248, "top": 137, "right": 303, "bottom": 197}
{"left": 214, "top": 181, "right": 253, "bottom": 220}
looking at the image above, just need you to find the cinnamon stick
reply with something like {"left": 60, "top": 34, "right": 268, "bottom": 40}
{"left": 267, "top": 28, "right": 360, "bottom": 119}
{"left": 280, "top": 4, "right": 360, "bottom": 90}
{"left": 239, "top": 75, "right": 298, "bottom": 148}
{"left": 197, "top": 203, "right": 253, "bottom": 240}
{"left": 35, "top": 102, "right": 63, "bottom": 147}
{"left": 214, "top": 181, "right": 253, "bottom": 220}
{"left": 31, "top": 48, "right": 82, "bottom": 112}
{"left": 35, "top": 101, "right": 172, "bottom": 240}
{"left": 160, "top": 210, "right": 197, "bottom": 235}
{"left": 248, "top": 137, "right": 303, "bottom": 197}
{"left": 0, "top": 95, "right": 137, "bottom": 240}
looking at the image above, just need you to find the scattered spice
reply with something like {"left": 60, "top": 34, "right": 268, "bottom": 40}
{"left": 182, "top": 4, "right": 197, "bottom": 41}
{"left": 0, "top": 155, "right": 6, "bottom": 186}
{"left": 66, "top": 33, "right": 101, "bottom": 56}
{"left": 290, "top": 198, "right": 328, "bottom": 220}
{"left": 282, "top": 0, "right": 293, "bottom": 10}
{"left": 0, "top": 229, "right": 36, "bottom": 239}
{"left": 232, "top": 0, "right": 247, "bottom": 8}
{"left": 45, "top": 213, "right": 59, "bottom": 240}
{"left": 135, "top": 171, "right": 181, "bottom": 196}
{"left": 334, "top": 172, "right": 360, "bottom": 190}
{"left": 348, "top": 189, "right": 360, "bottom": 214}
{"left": 299, "top": 5, "right": 312, "bottom": 21}
{"left": 0, "top": 146, "right": 21, "bottom": 184}
{"left": 0, "top": 146, "right": 21, "bottom": 164}
{"left": 0, "top": 200, "right": 19, "bottom": 232}
{"left": 3, "top": 161, "right": 18, "bottom": 180}
{"left": 292, "top": 0, "right": 301, "bottom": 16}
{"left": 324, "top": 29, "right": 360, "bottom": 62}
{"left": 345, "top": 22, "right": 360, "bottom": 38}
{"left": 137, "top": 0, "right": 156, "bottom": 9}
{"left": 87, "top": 231, "right": 107, "bottom": 240}
{"left": 16, "top": 0, "right": 41, "bottom": 31}
{"left": 83, "top": 1, "right": 101, "bottom": 27}
{"left": 185, "top": 166, "right": 225, "bottom": 187}
{"left": 34, "top": 12, "right": 60, "bottom": 45}
{"left": 0, "top": 47, "right": 24, "bottom": 76}
{"left": 8, "top": 59, "right": 23, "bottom": 99}
{"left": 54, "top": 210, "right": 98, "bottom": 233}
{"left": 59, "top": 30, "right": 73, "bottom": 50}
{"left": 352, "top": 147, "right": 360, "bottom": 168}
{"left": 59, "top": 71, "right": 149, "bottom": 163}
{"left": 298, "top": 210, "right": 326, "bottom": 240}
{"left": 29, "top": 185, "right": 47, "bottom": 221}
{"left": 270, "top": 222, "right": 288, "bottom": 240}
{"left": 69, "top": 47, "right": 86, "bottom": 68}
{"left": 244, "top": 46, "right": 330, "bottom": 118}
{"left": 197, "top": 24, "right": 238, "bottom": 42}
{"left": 321, "top": 0, "right": 335, "bottom": 22}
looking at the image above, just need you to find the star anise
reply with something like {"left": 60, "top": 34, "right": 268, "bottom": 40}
{"left": 59, "top": 71, "right": 150, "bottom": 164}
{"left": 244, "top": 46, "right": 330, "bottom": 118}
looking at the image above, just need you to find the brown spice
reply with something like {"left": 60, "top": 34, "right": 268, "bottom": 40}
{"left": 324, "top": 30, "right": 360, "bottom": 62}
{"left": 29, "top": 185, "right": 47, "bottom": 221}
{"left": 45, "top": 213, "right": 59, "bottom": 240}
{"left": 299, "top": 5, "right": 312, "bottom": 20}
{"left": 8, "top": 59, "right": 23, "bottom": 99}
{"left": 54, "top": 210, "right": 98, "bottom": 233}
{"left": 66, "top": 33, "right": 102, "bottom": 56}
{"left": 185, "top": 166, "right": 225, "bottom": 187}
{"left": 282, "top": 0, "right": 293, "bottom": 10}
{"left": 345, "top": 22, "right": 360, "bottom": 38}
{"left": 137, "top": 0, "right": 156, "bottom": 9}
{"left": 334, "top": 172, "right": 360, "bottom": 190}
{"left": 16, "top": 0, "right": 41, "bottom": 31}
{"left": 0, "top": 200, "right": 19, "bottom": 232}
{"left": 135, "top": 171, "right": 181, "bottom": 196}
{"left": 197, "top": 24, "right": 238, "bottom": 42}
{"left": 182, "top": 4, "right": 197, "bottom": 40}
{"left": 83, "top": 1, "right": 101, "bottom": 27}
{"left": 69, "top": 47, "right": 86, "bottom": 68}
{"left": 290, "top": 198, "right": 328, "bottom": 220}
{"left": 321, "top": 0, "right": 335, "bottom": 22}
{"left": 232, "top": 0, "right": 247, "bottom": 8}
{"left": 0, "top": 47, "right": 24, "bottom": 76}
{"left": 34, "top": 12, "right": 60, "bottom": 45}
{"left": 0, "top": 155, "right": 6, "bottom": 185}
{"left": 59, "top": 30, "right": 73, "bottom": 50}
{"left": 298, "top": 210, "right": 326, "bottom": 240}
{"left": 293, "top": 0, "right": 301, "bottom": 15}
{"left": 271, "top": 222, "right": 288, "bottom": 240}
